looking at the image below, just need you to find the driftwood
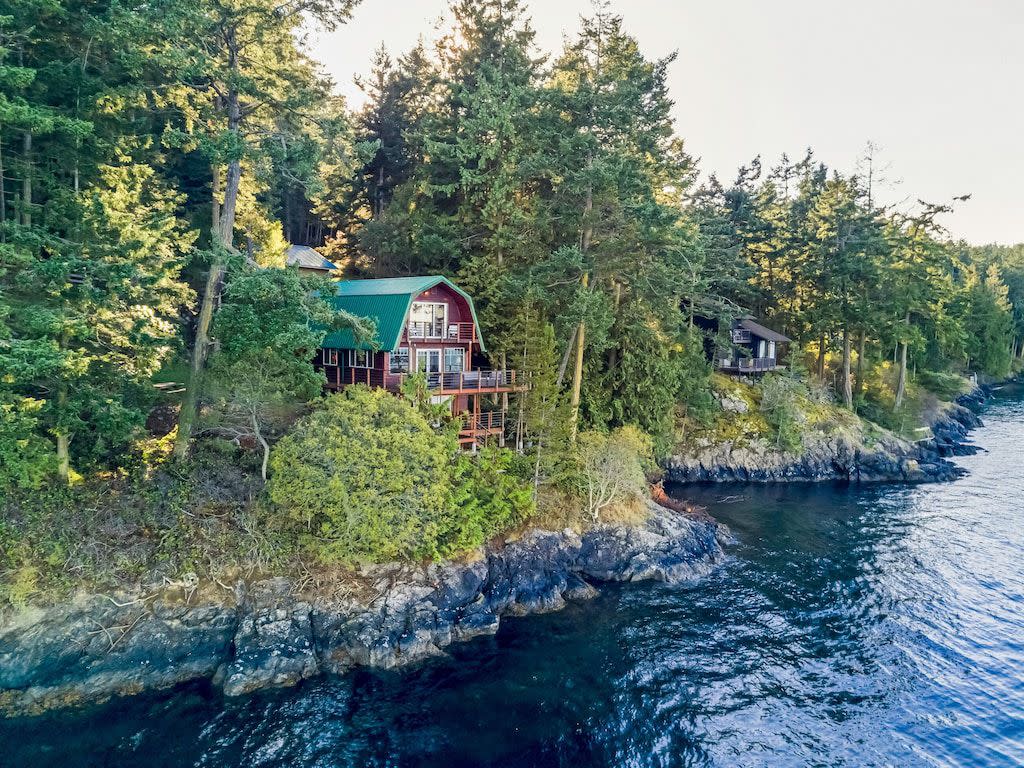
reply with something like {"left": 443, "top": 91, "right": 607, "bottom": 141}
{"left": 649, "top": 481, "right": 715, "bottom": 524}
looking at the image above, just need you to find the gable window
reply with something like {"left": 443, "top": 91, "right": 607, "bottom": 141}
{"left": 322, "top": 348, "right": 339, "bottom": 366}
{"left": 390, "top": 347, "right": 410, "bottom": 374}
{"left": 409, "top": 302, "right": 446, "bottom": 339}
{"left": 349, "top": 349, "right": 372, "bottom": 368}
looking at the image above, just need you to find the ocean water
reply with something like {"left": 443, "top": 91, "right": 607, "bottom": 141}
{"left": 4, "top": 384, "right": 1024, "bottom": 767}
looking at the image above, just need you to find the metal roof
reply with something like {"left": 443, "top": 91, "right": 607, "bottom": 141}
{"left": 321, "top": 275, "right": 487, "bottom": 352}
{"left": 737, "top": 318, "right": 791, "bottom": 343}
{"left": 286, "top": 245, "right": 337, "bottom": 272}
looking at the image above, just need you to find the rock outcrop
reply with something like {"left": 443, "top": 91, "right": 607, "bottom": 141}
{"left": 0, "top": 501, "right": 728, "bottom": 715}
{"left": 664, "top": 386, "right": 989, "bottom": 484}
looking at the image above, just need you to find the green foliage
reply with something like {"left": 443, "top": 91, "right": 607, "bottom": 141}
{"left": 962, "top": 264, "right": 1014, "bottom": 377}
{"left": 916, "top": 370, "right": 972, "bottom": 401}
{"left": 267, "top": 388, "right": 533, "bottom": 563}
{"left": 676, "top": 326, "right": 718, "bottom": 428}
{"left": 573, "top": 426, "right": 653, "bottom": 523}
{"left": 0, "top": 394, "right": 54, "bottom": 491}
{"left": 759, "top": 373, "right": 806, "bottom": 452}
{"left": 267, "top": 387, "right": 455, "bottom": 563}
{"left": 447, "top": 447, "right": 535, "bottom": 553}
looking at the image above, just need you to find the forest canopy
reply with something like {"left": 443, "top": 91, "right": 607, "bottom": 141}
{"left": 1, "top": 0, "right": 1021, "bottom": 494}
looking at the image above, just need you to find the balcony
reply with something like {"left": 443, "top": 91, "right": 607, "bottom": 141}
{"left": 731, "top": 329, "right": 752, "bottom": 344}
{"left": 716, "top": 357, "right": 780, "bottom": 374}
{"left": 458, "top": 411, "right": 505, "bottom": 447}
{"left": 405, "top": 321, "right": 476, "bottom": 344}
{"left": 384, "top": 369, "right": 519, "bottom": 394}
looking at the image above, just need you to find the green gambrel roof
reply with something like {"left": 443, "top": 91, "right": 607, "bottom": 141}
{"left": 321, "top": 275, "right": 486, "bottom": 352}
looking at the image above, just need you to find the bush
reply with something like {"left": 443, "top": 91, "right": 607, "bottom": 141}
{"left": 267, "top": 387, "right": 457, "bottom": 563}
{"left": 445, "top": 448, "right": 535, "bottom": 554}
{"left": 917, "top": 370, "right": 971, "bottom": 400}
{"left": 0, "top": 394, "right": 55, "bottom": 492}
{"left": 575, "top": 426, "right": 653, "bottom": 523}
{"left": 759, "top": 373, "right": 806, "bottom": 452}
{"left": 266, "top": 387, "right": 534, "bottom": 564}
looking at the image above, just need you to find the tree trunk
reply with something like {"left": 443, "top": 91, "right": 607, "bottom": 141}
{"left": 568, "top": 274, "right": 588, "bottom": 442}
{"left": 816, "top": 332, "right": 826, "bottom": 379}
{"left": 21, "top": 131, "right": 31, "bottom": 227}
{"left": 894, "top": 312, "right": 910, "bottom": 410}
{"left": 556, "top": 325, "right": 578, "bottom": 388}
{"left": 254, "top": 411, "right": 270, "bottom": 482}
{"left": 841, "top": 326, "right": 853, "bottom": 409}
{"left": 211, "top": 164, "right": 221, "bottom": 234}
{"left": 607, "top": 280, "right": 622, "bottom": 374}
{"left": 569, "top": 166, "right": 594, "bottom": 441}
{"left": 854, "top": 330, "right": 866, "bottom": 397}
{"left": 0, "top": 126, "right": 6, "bottom": 237}
{"left": 55, "top": 382, "right": 70, "bottom": 484}
{"left": 173, "top": 87, "right": 242, "bottom": 461}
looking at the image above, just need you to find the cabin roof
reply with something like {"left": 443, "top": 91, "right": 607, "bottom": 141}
{"left": 737, "top": 317, "right": 791, "bottom": 343}
{"left": 286, "top": 245, "right": 337, "bottom": 272}
{"left": 321, "top": 275, "right": 486, "bottom": 352}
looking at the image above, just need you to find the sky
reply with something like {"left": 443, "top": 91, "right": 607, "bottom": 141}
{"left": 309, "top": 0, "right": 1024, "bottom": 245}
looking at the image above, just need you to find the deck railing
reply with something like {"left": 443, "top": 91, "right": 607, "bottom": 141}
{"left": 717, "top": 357, "right": 778, "bottom": 373}
{"left": 405, "top": 321, "right": 476, "bottom": 343}
{"left": 460, "top": 411, "right": 504, "bottom": 434}
{"left": 384, "top": 369, "right": 517, "bottom": 393}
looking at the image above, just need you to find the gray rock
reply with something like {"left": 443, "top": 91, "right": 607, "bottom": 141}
{"left": 0, "top": 502, "right": 726, "bottom": 714}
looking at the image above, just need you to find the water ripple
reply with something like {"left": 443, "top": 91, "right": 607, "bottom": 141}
{"left": 6, "top": 385, "right": 1024, "bottom": 767}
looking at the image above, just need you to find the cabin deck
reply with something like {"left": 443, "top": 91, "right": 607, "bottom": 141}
{"left": 324, "top": 368, "right": 520, "bottom": 396}
{"left": 716, "top": 357, "right": 784, "bottom": 374}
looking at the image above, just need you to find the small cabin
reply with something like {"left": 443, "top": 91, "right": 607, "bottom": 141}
{"left": 315, "top": 275, "right": 520, "bottom": 449}
{"left": 718, "top": 317, "right": 791, "bottom": 373}
{"left": 693, "top": 314, "right": 791, "bottom": 374}
{"left": 287, "top": 245, "right": 337, "bottom": 276}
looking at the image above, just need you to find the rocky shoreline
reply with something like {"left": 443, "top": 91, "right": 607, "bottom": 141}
{"left": 0, "top": 501, "right": 729, "bottom": 716}
{"left": 663, "top": 386, "right": 990, "bottom": 485}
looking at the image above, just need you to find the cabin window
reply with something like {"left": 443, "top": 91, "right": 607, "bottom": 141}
{"left": 390, "top": 347, "right": 410, "bottom": 374}
{"left": 768, "top": 341, "right": 776, "bottom": 360}
{"left": 322, "top": 348, "right": 338, "bottom": 366}
{"left": 409, "top": 302, "right": 446, "bottom": 338}
{"left": 415, "top": 349, "right": 442, "bottom": 374}
{"left": 444, "top": 347, "right": 465, "bottom": 372}
{"left": 349, "top": 349, "right": 372, "bottom": 368}
{"left": 757, "top": 340, "right": 767, "bottom": 358}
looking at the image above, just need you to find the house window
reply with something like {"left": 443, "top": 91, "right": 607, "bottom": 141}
{"left": 415, "top": 349, "right": 441, "bottom": 373}
{"left": 444, "top": 347, "right": 465, "bottom": 372}
{"left": 409, "top": 302, "right": 446, "bottom": 338}
{"left": 390, "top": 347, "right": 410, "bottom": 374}
{"left": 322, "top": 348, "right": 338, "bottom": 366}
{"left": 349, "top": 349, "right": 372, "bottom": 368}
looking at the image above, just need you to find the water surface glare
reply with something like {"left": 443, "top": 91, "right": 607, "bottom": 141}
{"left": 6, "top": 384, "right": 1024, "bottom": 767}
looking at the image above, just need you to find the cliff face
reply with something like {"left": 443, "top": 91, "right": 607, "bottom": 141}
{"left": 664, "top": 389, "right": 987, "bottom": 485}
{"left": 0, "top": 502, "right": 728, "bottom": 716}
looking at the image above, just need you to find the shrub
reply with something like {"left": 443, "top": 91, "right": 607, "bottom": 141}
{"left": 575, "top": 426, "right": 653, "bottom": 523}
{"left": 0, "top": 394, "right": 55, "bottom": 492}
{"left": 917, "top": 370, "right": 971, "bottom": 400}
{"left": 759, "top": 373, "right": 806, "bottom": 452}
{"left": 445, "top": 448, "right": 535, "bottom": 555}
{"left": 267, "top": 387, "right": 457, "bottom": 563}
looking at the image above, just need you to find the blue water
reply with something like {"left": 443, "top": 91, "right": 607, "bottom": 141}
{"left": 5, "top": 385, "right": 1024, "bottom": 767}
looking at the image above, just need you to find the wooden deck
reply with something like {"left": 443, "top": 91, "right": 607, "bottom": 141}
{"left": 716, "top": 357, "right": 783, "bottom": 374}
{"left": 325, "top": 368, "right": 521, "bottom": 395}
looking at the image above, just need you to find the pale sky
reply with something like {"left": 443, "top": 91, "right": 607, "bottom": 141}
{"left": 309, "top": 0, "right": 1024, "bottom": 245}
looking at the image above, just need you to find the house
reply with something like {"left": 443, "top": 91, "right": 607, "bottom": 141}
{"left": 315, "top": 275, "right": 520, "bottom": 449}
{"left": 693, "top": 314, "right": 791, "bottom": 374}
{"left": 287, "top": 244, "right": 337, "bottom": 276}
{"left": 717, "top": 316, "right": 791, "bottom": 373}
